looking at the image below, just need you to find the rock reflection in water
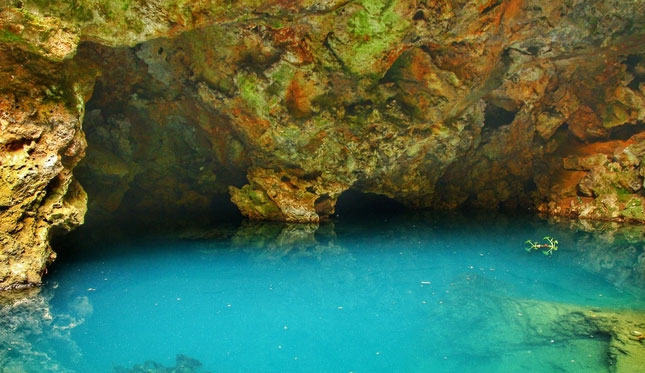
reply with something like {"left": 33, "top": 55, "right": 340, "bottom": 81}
{"left": 549, "top": 217, "right": 645, "bottom": 293}
{"left": 0, "top": 287, "right": 90, "bottom": 372}
{"left": 231, "top": 221, "right": 345, "bottom": 260}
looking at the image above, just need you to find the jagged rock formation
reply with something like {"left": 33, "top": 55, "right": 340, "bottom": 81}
{"left": 0, "top": 45, "right": 94, "bottom": 290}
{"left": 0, "top": 0, "right": 644, "bottom": 288}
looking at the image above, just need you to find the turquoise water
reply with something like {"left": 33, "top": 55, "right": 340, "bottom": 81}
{"left": 2, "top": 213, "right": 645, "bottom": 372}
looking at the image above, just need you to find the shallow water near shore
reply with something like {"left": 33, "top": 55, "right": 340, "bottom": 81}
{"left": 2, "top": 212, "right": 645, "bottom": 372}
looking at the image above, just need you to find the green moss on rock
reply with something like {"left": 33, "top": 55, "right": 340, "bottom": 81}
{"left": 326, "top": 0, "right": 409, "bottom": 77}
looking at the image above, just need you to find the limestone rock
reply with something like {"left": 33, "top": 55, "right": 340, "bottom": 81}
{"left": 0, "top": 46, "right": 95, "bottom": 290}
{"left": 230, "top": 168, "right": 349, "bottom": 223}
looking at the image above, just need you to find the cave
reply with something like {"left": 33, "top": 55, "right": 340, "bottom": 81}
{"left": 1, "top": 1, "right": 645, "bottom": 371}
{"left": 483, "top": 103, "right": 517, "bottom": 131}
{"left": 334, "top": 190, "right": 407, "bottom": 218}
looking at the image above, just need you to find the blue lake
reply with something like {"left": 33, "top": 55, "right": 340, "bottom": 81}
{"left": 2, "top": 212, "right": 644, "bottom": 372}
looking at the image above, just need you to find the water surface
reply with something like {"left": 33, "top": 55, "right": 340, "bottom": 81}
{"left": 2, "top": 212, "right": 644, "bottom": 372}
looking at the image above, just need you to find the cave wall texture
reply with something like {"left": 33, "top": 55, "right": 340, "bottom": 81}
{"left": 0, "top": 0, "right": 644, "bottom": 289}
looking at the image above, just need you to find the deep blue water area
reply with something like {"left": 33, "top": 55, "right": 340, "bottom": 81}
{"left": 2, "top": 212, "right": 644, "bottom": 372}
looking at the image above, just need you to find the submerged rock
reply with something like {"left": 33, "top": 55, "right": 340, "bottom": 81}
{"left": 509, "top": 301, "right": 645, "bottom": 373}
{"left": 114, "top": 355, "right": 205, "bottom": 373}
{"left": 0, "top": 288, "right": 86, "bottom": 372}
{"left": 431, "top": 275, "right": 645, "bottom": 372}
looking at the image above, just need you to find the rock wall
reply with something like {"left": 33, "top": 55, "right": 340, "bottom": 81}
{"left": 0, "top": 0, "right": 644, "bottom": 288}
{"left": 0, "top": 45, "right": 95, "bottom": 290}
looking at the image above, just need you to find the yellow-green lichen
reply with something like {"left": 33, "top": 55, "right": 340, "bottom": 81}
{"left": 0, "top": 29, "right": 24, "bottom": 44}
{"left": 237, "top": 64, "right": 297, "bottom": 117}
{"left": 602, "top": 102, "right": 631, "bottom": 128}
{"left": 349, "top": 0, "right": 401, "bottom": 37}
{"left": 621, "top": 197, "right": 644, "bottom": 220}
{"left": 237, "top": 73, "right": 268, "bottom": 115}
{"left": 231, "top": 185, "right": 283, "bottom": 220}
{"left": 266, "top": 63, "right": 295, "bottom": 97}
{"left": 333, "top": 0, "right": 409, "bottom": 76}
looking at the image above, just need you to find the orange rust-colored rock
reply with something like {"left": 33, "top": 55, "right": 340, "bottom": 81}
{"left": 230, "top": 168, "right": 349, "bottom": 223}
{"left": 0, "top": 46, "right": 96, "bottom": 290}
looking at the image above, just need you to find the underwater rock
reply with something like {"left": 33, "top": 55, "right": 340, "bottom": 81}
{"left": 114, "top": 354, "right": 205, "bottom": 373}
{"left": 0, "top": 288, "right": 85, "bottom": 372}
{"left": 513, "top": 301, "right": 645, "bottom": 373}
{"left": 431, "top": 274, "right": 645, "bottom": 372}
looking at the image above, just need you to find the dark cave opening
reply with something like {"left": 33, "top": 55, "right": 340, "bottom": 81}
{"left": 625, "top": 54, "right": 643, "bottom": 91}
{"left": 483, "top": 103, "right": 517, "bottom": 131}
{"left": 610, "top": 122, "right": 645, "bottom": 140}
{"left": 333, "top": 190, "right": 407, "bottom": 219}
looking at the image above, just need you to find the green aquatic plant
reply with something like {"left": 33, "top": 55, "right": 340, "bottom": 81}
{"left": 525, "top": 236, "right": 559, "bottom": 256}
